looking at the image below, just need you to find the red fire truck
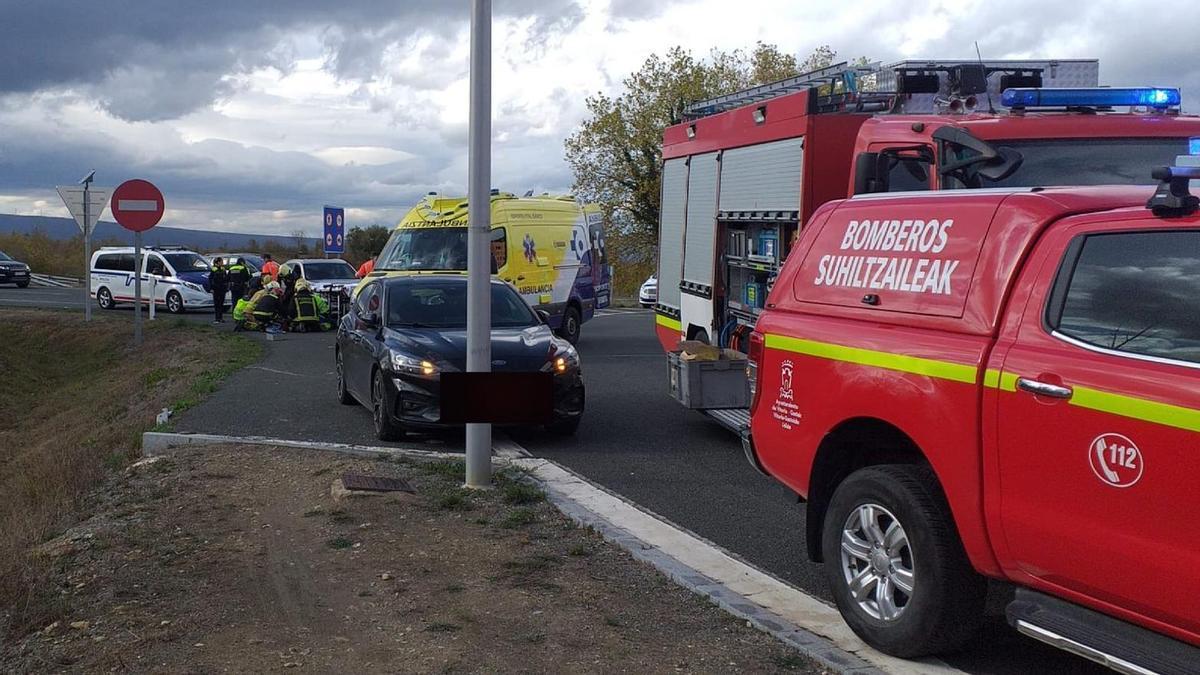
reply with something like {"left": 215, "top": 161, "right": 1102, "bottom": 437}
{"left": 655, "top": 59, "right": 1200, "bottom": 429}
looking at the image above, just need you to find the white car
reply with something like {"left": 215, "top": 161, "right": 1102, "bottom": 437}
{"left": 639, "top": 274, "right": 657, "bottom": 308}
{"left": 91, "top": 246, "right": 212, "bottom": 313}
{"left": 285, "top": 258, "right": 360, "bottom": 295}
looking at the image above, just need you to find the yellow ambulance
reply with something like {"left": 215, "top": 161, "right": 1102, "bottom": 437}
{"left": 368, "top": 191, "right": 611, "bottom": 343}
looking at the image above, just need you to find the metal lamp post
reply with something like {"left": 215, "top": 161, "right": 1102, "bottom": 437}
{"left": 464, "top": 0, "right": 493, "bottom": 489}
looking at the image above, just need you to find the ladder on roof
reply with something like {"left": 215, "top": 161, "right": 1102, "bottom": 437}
{"left": 683, "top": 61, "right": 882, "bottom": 119}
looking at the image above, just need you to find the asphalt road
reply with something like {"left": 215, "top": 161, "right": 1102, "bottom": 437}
{"left": 6, "top": 289, "right": 1103, "bottom": 674}
{"left": 0, "top": 285, "right": 217, "bottom": 325}
{"left": 0, "top": 285, "right": 89, "bottom": 310}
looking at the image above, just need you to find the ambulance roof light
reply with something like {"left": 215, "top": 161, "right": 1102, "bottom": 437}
{"left": 1190, "top": 137, "right": 1200, "bottom": 155}
{"left": 1002, "top": 87, "right": 1180, "bottom": 110}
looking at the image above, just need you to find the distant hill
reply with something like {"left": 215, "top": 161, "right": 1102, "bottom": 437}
{"left": 0, "top": 213, "right": 321, "bottom": 251}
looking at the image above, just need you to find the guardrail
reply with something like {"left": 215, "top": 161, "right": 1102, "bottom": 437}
{"left": 30, "top": 273, "right": 82, "bottom": 288}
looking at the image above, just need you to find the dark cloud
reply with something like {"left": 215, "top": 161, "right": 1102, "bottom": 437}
{"left": 0, "top": 0, "right": 581, "bottom": 121}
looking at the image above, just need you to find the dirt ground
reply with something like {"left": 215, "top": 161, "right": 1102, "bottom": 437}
{"left": 1, "top": 445, "right": 820, "bottom": 674}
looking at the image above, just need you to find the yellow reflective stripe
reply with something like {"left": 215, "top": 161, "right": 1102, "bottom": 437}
{"left": 765, "top": 334, "right": 977, "bottom": 385}
{"left": 1071, "top": 386, "right": 1200, "bottom": 433}
{"left": 656, "top": 313, "right": 682, "bottom": 332}
{"left": 983, "top": 369, "right": 1000, "bottom": 389}
{"left": 983, "top": 369, "right": 1018, "bottom": 392}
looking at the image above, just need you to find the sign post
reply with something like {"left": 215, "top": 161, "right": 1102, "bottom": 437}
{"left": 111, "top": 179, "right": 165, "bottom": 346}
{"left": 323, "top": 206, "right": 345, "bottom": 257}
{"left": 465, "top": 0, "right": 493, "bottom": 489}
{"left": 56, "top": 172, "right": 110, "bottom": 322}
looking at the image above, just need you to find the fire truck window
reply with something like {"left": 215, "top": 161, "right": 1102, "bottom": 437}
{"left": 943, "top": 138, "right": 1187, "bottom": 189}
{"left": 1054, "top": 230, "right": 1200, "bottom": 365}
{"left": 490, "top": 228, "right": 507, "bottom": 268}
{"left": 887, "top": 157, "right": 931, "bottom": 192}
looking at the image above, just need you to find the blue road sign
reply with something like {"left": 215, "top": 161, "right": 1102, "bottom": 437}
{"left": 323, "top": 206, "right": 345, "bottom": 254}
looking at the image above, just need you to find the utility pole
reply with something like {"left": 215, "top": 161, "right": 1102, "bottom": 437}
{"left": 464, "top": 0, "right": 493, "bottom": 489}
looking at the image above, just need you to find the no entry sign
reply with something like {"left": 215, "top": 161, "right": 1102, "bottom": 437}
{"left": 112, "top": 179, "right": 165, "bottom": 232}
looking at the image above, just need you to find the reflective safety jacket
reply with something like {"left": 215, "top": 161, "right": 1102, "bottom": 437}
{"left": 292, "top": 292, "right": 318, "bottom": 322}
{"left": 232, "top": 297, "right": 250, "bottom": 321}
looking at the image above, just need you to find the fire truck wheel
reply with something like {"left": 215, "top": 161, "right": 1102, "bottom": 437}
{"left": 822, "top": 464, "right": 986, "bottom": 657}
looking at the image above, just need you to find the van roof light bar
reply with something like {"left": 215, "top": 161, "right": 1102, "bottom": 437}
{"left": 1003, "top": 87, "right": 1180, "bottom": 110}
{"left": 1147, "top": 165, "right": 1200, "bottom": 216}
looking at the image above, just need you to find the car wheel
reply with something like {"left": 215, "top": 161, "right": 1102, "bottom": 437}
{"left": 16, "top": 280, "right": 29, "bottom": 288}
{"left": 822, "top": 465, "right": 986, "bottom": 658}
{"left": 97, "top": 287, "right": 116, "bottom": 310}
{"left": 336, "top": 349, "right": 355, "bottom": 405}
{"left": 372, "top": 369, "right": 405, "bottom": 441}
{"left": 545, "top": 415, "right": 581, "bottom": 436}
{"left": 556, "top": 305, "right": 582, "bottom": 345}
{"left": 166, "top": 290, "right": 184, "bottom": 314}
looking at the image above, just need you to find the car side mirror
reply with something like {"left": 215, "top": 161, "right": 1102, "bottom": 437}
{"left": 360, "top": 311, "right": 379, "bottom": 327}
{"left": 536, "top": 309, "right": 550, "bottom": 324}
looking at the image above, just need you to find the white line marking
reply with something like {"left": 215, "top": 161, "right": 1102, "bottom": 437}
{"left": 118, "top": 199, "right": 158, "bottom": 211}
{"left": 500, "top": 436, "right": 960, "bottom": 675}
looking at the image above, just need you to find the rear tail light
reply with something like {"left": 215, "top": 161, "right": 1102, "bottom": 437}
{"left": 748, "top": 330, "right": 764, "bottom": 414}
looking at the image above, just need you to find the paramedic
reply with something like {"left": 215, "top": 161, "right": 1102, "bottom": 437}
{"left": 356, "top": 256, "right": 376, "bottom": 278}
{"left": 261, "top": 253, "right": 279, "bottom": 280}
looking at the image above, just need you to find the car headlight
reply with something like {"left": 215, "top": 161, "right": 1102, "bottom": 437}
{"left": 391, "top": 352, "right": 438, "bottom": 378}
{"left": 183, "top": 281, "right": 205, "bottom": 293}
{"left": 544, "top": 340, "right": 580, "bottom": 375}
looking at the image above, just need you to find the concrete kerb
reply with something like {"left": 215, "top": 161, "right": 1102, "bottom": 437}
{"left": 138, "top": 431, "right": 935, "bottom": 674}
{"left": 511, "top": 457, "right": 888, "bottom": 675}
{"left": 141, "top": 431, "right": 464, "bottom": 462}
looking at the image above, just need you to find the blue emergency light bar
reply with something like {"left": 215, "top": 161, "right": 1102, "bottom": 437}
{"left": 1001, "top": 87, "right": 1181, "bottom": 109}
{"left": 1190, "top": 137, "right": 1200, "bottom": 155}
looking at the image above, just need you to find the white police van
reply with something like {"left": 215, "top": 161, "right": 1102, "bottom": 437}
{"left": 90, "top": 246, "right": 213, "bottom": 314}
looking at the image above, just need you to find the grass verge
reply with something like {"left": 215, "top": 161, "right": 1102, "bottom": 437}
{"left": 0, "top": 310, "right": 260, "bottom": 641}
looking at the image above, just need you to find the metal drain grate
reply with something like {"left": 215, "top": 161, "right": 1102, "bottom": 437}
{"left": 341, "top": 473, "right": 415, "bottom": 493}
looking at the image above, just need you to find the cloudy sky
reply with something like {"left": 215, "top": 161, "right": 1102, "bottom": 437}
{"left": 1, "top": 0, "right": 1197, "bottom": 237}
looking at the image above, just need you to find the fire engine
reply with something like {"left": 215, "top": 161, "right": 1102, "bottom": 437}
{"left": 654, "top": 58, "right": 1200, "bottom": 431}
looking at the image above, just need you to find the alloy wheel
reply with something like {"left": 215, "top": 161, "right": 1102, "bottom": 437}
{"left": 839, "top": 502, "right": 915, "bottom": 621}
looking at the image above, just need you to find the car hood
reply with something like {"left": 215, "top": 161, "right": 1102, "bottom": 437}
{"left": 382, "top": 325, "right": 553, "bottom": 372}
{"left": 0, "top": 261, "right": 27, "bottom": 269}
{"left": 177, "top": 270, "right": 211, "bottom": 291}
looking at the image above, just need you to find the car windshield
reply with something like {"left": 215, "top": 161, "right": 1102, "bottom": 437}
{"left": 945, "top": 137, "right": 1189, "bottom": 188}
{"left": 377, "top": 227, "right": 468, "bottom": 271}
{"left": 163, "top": 253, "right": 211, "bottom": 271}
{"left": 302, "top": 261, "right": 357, "bottom": 280}
{"left": 387, "top": 283, "right": 537, "bottom": 329}
{"left": 0, "top": 251, "right": 11, "bottom": 261}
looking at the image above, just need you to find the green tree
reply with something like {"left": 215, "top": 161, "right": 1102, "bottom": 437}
{"left": 346, "top": 224, "right": 392, "bottom": 265}
{"left": 564, "top": 43, "right": 837, "bottom": 243}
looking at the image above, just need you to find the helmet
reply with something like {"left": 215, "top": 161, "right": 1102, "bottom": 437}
{"left": 279, "top": 263, "right": 292, "bottom": 278}
{"left": 265, "top": 281, "right": 281, "bottom": 292}
{"left": 295, "top": 278, "right": 311, "bottom": 293}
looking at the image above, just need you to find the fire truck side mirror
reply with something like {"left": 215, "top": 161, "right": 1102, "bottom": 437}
{"left": 853, "top": 152, "right": 887, "bottom": 194}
